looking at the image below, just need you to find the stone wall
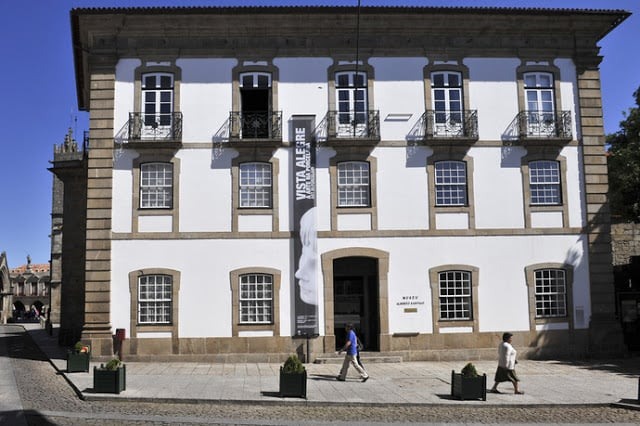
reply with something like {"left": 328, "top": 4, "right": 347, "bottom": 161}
{"left": 611, "top": 223, "right": 640, "bottom": 266}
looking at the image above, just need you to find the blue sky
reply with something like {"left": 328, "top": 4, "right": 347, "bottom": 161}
{"left": 0, "top": 0, "right": 638, "bottom": 266}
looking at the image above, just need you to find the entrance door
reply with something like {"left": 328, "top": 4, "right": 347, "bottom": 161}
{"left": 240, "top": 72, "right": 271, "bottom": 138}
{"left": 333, "top": 257, "right": 379, "bottom": 351}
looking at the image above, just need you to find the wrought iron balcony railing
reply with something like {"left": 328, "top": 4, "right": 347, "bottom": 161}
{"left": 315, "top": 110, "right": 380, "bottom": 142}
{"left": 419, "top": 110, "right": 478, "bottom": 141}
{"left": 517, "top": 110, "right": 572, "bottom": 140}
{"left": 128, "top": 112, "right": 183, "bottom": 142}
{"left": 229, "top": 111, "right": 282, "bottom": 140}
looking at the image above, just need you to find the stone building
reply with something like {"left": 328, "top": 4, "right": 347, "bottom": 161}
{"left": 9, "top": 257, "right": 50, "bottom": 320}
{"left": 0, "top": 252, "right": 12, "bottom": 324}
{"left": 61, "top": 5, "right": 629, "bottom": 361}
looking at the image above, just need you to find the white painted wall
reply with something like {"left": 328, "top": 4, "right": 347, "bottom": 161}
{"left": 108, "top": 55, "right": 591, "bottom": 343}
{"left": 465, "top": 58, "right": 521, "bottom": 141}
{"left": 178, "top": 148, "right": 233, "bottom": 232}
{"left": 177, "top": 58, "right": 236, "bottom": 143}
{"left": 369, "top": 57, "right": 428, "bottom": 142}
{"left": 111, "top": 238, "right": 293, "bottom": 338}
{"left": 376, "top": 146, "right": 429, "bottom": 230}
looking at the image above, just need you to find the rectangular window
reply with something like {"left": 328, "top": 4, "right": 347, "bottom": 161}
{"left": 142, "top": 73, "right": 174, "bottom": 128}
{"left": 337, "top": 161, "right": 370, "bottom": 207}
{"left": 138, "top": 274, "right": 172, "bottom": 324}
{"left": 438, "top": 270, "right": 472, "bottom": 320}
{"left": 524, "top": 72, "right": 555, "bottom": 136}
{"left": 239, "top": 162, "right": 272, "bottom": 208}
{"left": 431, "top": 71, "right": 463, "bottom": 135}
{"left": 140, "top": 163, "right": 173, "bottom": 209}
{"left": 529, "top": 160, "right": 561, "bottom": 205}
{"left": 435, "top": 161, "right": 467, "bottom": 206}
{"left": 335, "top": 71, "right": 368, "bottom": 137}
{"left": 534, "top": 269, "right": 567, "bottom": 318}
{"left": 239, "top": 274, "right": 273, "bottom": 324}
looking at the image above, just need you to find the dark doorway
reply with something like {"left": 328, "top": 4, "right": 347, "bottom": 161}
{"left": 240, "top": 85, "right": 270, "bottom": 138}
{"left": 333, "top": 257, "right": 379, "bottom": 351}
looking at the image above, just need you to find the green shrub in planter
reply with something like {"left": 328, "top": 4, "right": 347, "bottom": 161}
{"left": 67, "top": 341, "right": 90, "bottom": 373}
{"left": 451, "top": 363, "right": 486, "bottom": 401}
{"left": 279, "top": 355, "right": 306, "bottom": 398}
{"left": 93, "top": 359, "right": 126, "bottom": 394}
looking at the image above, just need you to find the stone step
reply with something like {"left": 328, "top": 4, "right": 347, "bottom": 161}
{"left": 314, "top": 353, "right": 404, "bottom": 364}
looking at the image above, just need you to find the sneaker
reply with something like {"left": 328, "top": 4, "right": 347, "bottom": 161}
{"left": 362, "top": 376, "right": 369, "bottom": 382}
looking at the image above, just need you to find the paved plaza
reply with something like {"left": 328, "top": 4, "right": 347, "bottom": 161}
{"left": 2, "top": 324, "right": 638, "bottom": 409}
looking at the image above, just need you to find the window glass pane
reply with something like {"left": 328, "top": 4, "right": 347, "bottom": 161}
{"left": 435, "top": 161, "right": 467, "bottom": 206}
{"left": 534, "top": 269, "right": 567, "bottom": 317}
{"left": 242, "top": 74, "right": 254, "bottom": 88}
{"left": 257, "top": 74, "right": 269, "bottom": 88}
{"left": 432, "top": 73, "right": 444, "bottom": 87}
{"left": 239, "top": 163, "right": 272, "bottom": 208}
{"left": 337, "top": 161, "right": 370, "bottom": 207}
{"left": 160, "top": 75, "right": 173, "bottom": 88}
{"left": 239, "top": 274, "right": 273, "bottom": 324}
{"left": 337, "top": 73, "right": 349, "bottom": 87}
{"left": 438, "top": 270, "right": 472, "bottom": 320}
{"left": 140, "top": 163, "right": 173, "bottom": 208}
{"left": 529, "top": 161, "right": 561, "bottom": 205}
{"left": 138, "top": 274, "right": 172, "bottom": 324}
{"left": 448, "top": 73, "right": 460, "bottom": 87}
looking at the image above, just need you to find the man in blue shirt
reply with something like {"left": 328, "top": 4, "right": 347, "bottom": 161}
{"left": 337, "top": 323, "right": 369, "bottom": 382}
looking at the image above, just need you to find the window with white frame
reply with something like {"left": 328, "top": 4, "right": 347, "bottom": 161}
{"left": 435, "top": 160, "right": 467, "bottom": 206}
{"left": 335, "top": 71, "right": 368, "bottom": 136}
{"left": 431, "top": 71, "right": 463, "bottom": 135}
{"left": 142, "top": 73, "right": 174, "bottom": 132}
{"left": 438, "top": 270, "right": 472, "bottom": 320}
{"left": 337, "top": 161, "right": 370, "bottom": 207}
{"left": 524, "top": 72, "right": 555, "bottom": 134}
{"left": 239, "top": 273, "right": 273, "bottom": 324}
{"left": 534, "top": 268, "right": 567, "bottom": 318}
{"left": 138, "top": 274, "right": 172, "bottom": 324}
{"left": 140, "top": 162, "right": 173, "bottom": 209}
{"left": 239, "top": 162, "right": 272, "bottom": 208}
{"left": 529, "top": 160, "right": 561, "bottom": 205}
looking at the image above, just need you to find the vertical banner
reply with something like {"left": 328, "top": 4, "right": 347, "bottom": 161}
{"left": 292, "top": 115, "right": 318, "bottom": 336}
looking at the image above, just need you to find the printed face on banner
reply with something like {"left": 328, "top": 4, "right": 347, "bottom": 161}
{"left": 295, "top": 207, "right": 317, "bottom": 306}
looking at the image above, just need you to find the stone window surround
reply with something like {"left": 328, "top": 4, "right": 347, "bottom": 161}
{"left": 426, "top": 149, "right": 476, "bottom": 230}
{"left": 229, "top": 267, "right": 281, "bottom": 337}
{"left": 429, "top": 264, "right": 480, "bottom": 334}
{"left": 231, "top": 153, "right": 279, "bottom": 233}
{"left": 515, "top": 61, "right": 563, "bottom": 118}
{"left": 132, "top": 154, "right": 181, "bottom": 234}
{"left": 327, "top": 61, "right": 375, "bottom": 114}
{"left": 329, "top": 151, "right": 378, "bottom": 231}
{"left": 520, "top": 151, "right": 569, "bottom": 229}
{"left": 231, "top": 62, "right": 279, "bottom": 114}
{"left": 524, "top": 262, "right": 574, "bottom": 330}
{"left": 423, "top": 61, "right": 471, "bottom": 113}
{"left": 128, "top": 268, "right": 181, "bottom": 339}
{"left": 133, "top": 62, "right": 182, "bottom": 117}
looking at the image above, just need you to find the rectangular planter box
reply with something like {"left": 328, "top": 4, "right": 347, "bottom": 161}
{"left": 67, "top": 351, "right": 90, "bottom": 373}
{"left": 279, "top": 368, "right": 307, "bottom": 398}
{"left": 451, "top": 371, "right": 487, "bottom": 401}
{"left": 93, "top": 365, "right": 126, "bottom": 394}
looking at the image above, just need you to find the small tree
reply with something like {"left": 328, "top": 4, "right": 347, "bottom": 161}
{"left": 607, "top": 86, "right": 640, "bottom": 222}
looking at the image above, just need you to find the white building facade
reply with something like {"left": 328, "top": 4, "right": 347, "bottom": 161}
{"left": 66, "top": 6, "right": 629, "bottom": 361}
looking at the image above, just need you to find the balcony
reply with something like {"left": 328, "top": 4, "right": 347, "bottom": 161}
{"left": 515, "top": 110, "right": 572, "bottom": 142}
{"left": 417, "top": 110, "right": 478, "bottom": 143}
{"left": 315, "top": 110, "right": 380, "bottom": 146}
{"left": 127, "top": 112, "right": 183, "bottom": 147}
{"left": 228, "top": 111, "right": 282, "bottom": 146}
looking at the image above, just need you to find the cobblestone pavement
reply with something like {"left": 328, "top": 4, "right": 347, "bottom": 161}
{"left": 4, "top": 326, "right": 640, "bottom": 425}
